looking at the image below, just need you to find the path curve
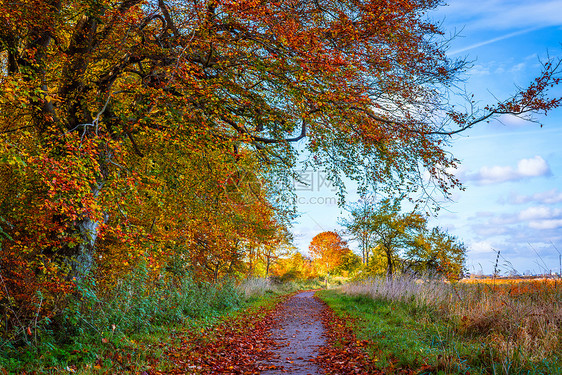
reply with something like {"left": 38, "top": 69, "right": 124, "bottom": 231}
{"left": 261, "top": 291, "right": 326, "bottom": 375}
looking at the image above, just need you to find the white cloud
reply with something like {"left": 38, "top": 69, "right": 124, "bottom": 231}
{"left": 507, "top": 188, "right": 562, "bottom": 205}
{"left": 478, "top": 165, "right": 517, "bottom": 183}
{"left": 489, "top": 214, "right": 520, "bottom": 226}
{"left": 529, "top": 219, "right": 562, "bottom": 230}
{"left": 469, "top": 240, "right": 495, "bottom": 254}
{"left": 467, "top": 156, "right": 551, "bottom": 184}
{"left": 519, "top": 206, "right": 562, "bottom": 221}
{"left": 510, "top": 62, "right": 526, "bottom": 73}
{"left": 533, "top": 189, "right": 562, "bottom": 204}
{"left": 495, "top": 114, "right": 533, "bottom": 128}
{"left": 517, "top": 156, "right": 551, "bottom": 177}
{"left": 518, "top": 206, "right": 562, "bottom": 230}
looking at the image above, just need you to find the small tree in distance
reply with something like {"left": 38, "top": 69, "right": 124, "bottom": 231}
{"left": 366, "top": 199, "right": 426, "bottom": 277}
{"left": 340, "top": 197, "right": 467, "bottom": 280}
{"left": 406, "top": 227, "right": 467, "bottom": 281}
{"left": 309, "top": 231, "right": 357, "bottom": 285}
{"left": 270, "top": 251, "right": 317, "bottom": 282}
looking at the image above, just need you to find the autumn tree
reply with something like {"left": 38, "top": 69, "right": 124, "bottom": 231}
{"left": 252, "top": 227, "right": 293, "bottom": 278}
{"left": 336, "top": 249, "right": 362, "bottom": 277}
{"left": 364, "top": 250, "right": 391, "bottom": 277}
{"left": 405, "top": 227, "right": 467, "bottom": 280}
{"left": 309, "top": 231, "right": 355, "bottom": 279}
{"left": 341, "top": 198, "right": 467, "bottom": 279}
{"left": 1, "top": 0, "right": 560, "bottom": 331}
{"left": 270, "top": 251, "right": 316, "bottom": 281}
{"left": 184, "top": 151, "right": 287, "bottom": 281}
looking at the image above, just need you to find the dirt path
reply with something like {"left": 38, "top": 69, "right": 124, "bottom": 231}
{"left": 160, "top": 290, "right": 376, "bottom": 374}
{"left": 260, "top": 291, "right": 326, "bottom": 375}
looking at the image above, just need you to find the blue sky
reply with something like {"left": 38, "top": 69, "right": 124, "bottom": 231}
{"left": 291, "top": 0, "right": 562, "bottom": 275}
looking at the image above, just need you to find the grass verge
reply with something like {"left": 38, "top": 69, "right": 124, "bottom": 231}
{"left": 0, "top": 271, "right": 305, "bottom": 374}
{"left": 317, "top": 286, "right": 562, "bottom": 375}
{"left": 318, "top": 289, "right": 481, "bottom": 374}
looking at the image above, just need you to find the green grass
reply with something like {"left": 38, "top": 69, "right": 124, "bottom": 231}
{"left": 0, "top": 270, "right": 296, "bottom": 374}
{"left": 318, "top": 288, "right": 562, "bottom": 374}
{"left": 74, "top": 291, "right": 281, "bottom": 375}
{"left": 319, "top": 289, "right": 486, "bottom": 374}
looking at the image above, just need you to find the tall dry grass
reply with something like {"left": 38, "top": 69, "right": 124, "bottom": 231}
{"left": 342, "top": 275, "right": 562, "bottom": 372}
{"left": 237, "top": 277, "right": 327, "bottom": 298}
{"left": 237, "top": 277, "right": 275, "bottom": 298}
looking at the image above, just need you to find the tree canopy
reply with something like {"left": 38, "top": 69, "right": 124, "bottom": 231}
{"left": 1, "top": 0, "right": 560, "bottom": 335}
{"left": 340, "top": 197, "right": 466, "bottom": 279}
{"left": 406, "top": 227, "right": 467, "bottom": 280}
{"left": 309, "top": 231, "right": 356, "bottom": 276}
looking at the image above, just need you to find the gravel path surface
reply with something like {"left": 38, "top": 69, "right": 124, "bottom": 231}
{"left": 261, "top": 291, "right": 326, "bottom": 375}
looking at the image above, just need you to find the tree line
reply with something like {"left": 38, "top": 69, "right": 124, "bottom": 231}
{"left": 309, "top": 198, "right": 467, "bottom": 282}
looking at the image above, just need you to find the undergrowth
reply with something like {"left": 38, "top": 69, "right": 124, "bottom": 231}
{"left": 0, "top": 263, "right": 294, "bottom": 374}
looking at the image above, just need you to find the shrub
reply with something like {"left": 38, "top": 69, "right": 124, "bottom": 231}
{"left": 0, "top": 262, "right": 246, "bottom": 372}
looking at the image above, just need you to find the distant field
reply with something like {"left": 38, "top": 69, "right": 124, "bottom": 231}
{"left": 461, "top": 276, "right": 562, "bottom": 296}
{"left": 320, "top": 276, "right": 562, "bottom": 374}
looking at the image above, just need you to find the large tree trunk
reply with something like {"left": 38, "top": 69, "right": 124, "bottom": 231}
{"left": 69, "top": 179, "right": 105, "bottom": 279}
{"left": 69, "top": 218, "right": 98, "bottom": 279}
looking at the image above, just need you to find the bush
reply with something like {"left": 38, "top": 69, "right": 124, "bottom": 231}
{"left": 0, "top": 262, "right": 246, "bottom": 372}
